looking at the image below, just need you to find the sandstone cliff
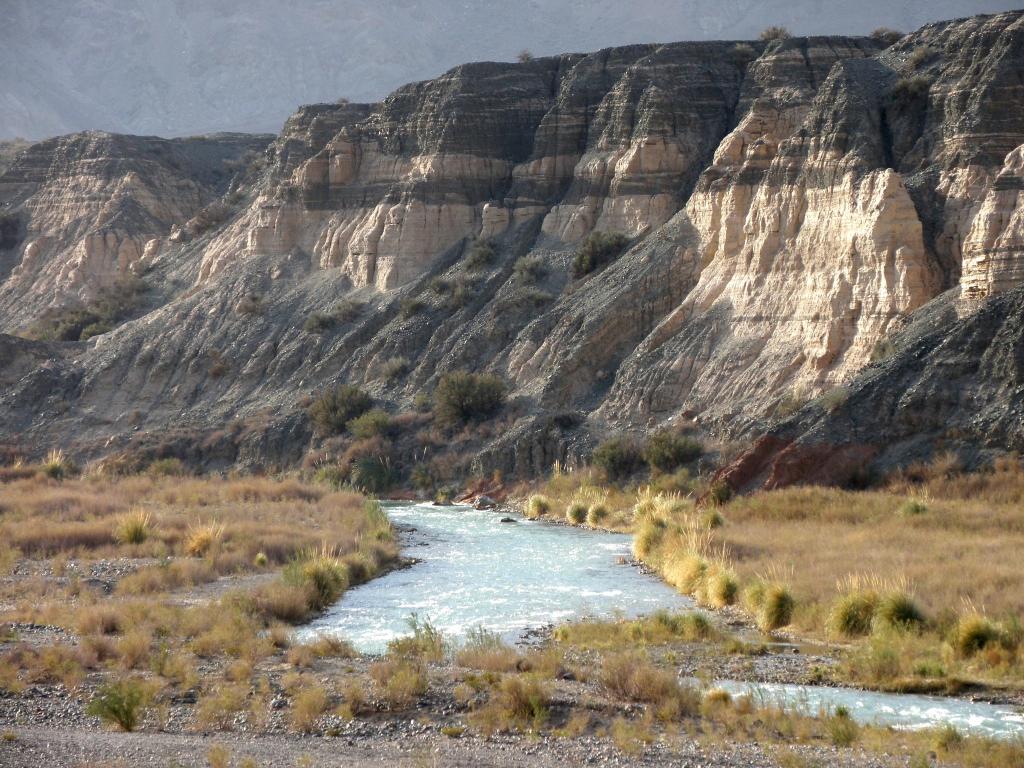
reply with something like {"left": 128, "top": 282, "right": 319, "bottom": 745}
{"left": 1, "top": 11, "right": 1023, "bottom": 484}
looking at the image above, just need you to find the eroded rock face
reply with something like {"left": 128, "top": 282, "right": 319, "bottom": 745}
{"left": 0, "top": 132, "right": 272, "bottom": 331}
{"left": 2, "top": 11, "right": 1024, "bottom": 483}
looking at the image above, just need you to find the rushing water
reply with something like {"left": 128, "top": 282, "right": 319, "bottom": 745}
{"left": 303, "top": 501, "right": 692, "bottom": 651}
{"left": 303, "top": 501, "right": 1024, "bottom": 739}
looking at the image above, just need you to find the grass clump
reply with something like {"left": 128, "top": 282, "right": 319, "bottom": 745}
{"left": 40, "top": 449, "right": 77, "bottom": 480}
{"left": 283, "top": 547, "right": 349, "bottom": 613}
{"left": 512, "top": 256, "right": 546, "bottom": 284}
{"left": 185, "top": 521, "right": 224, "bottom": 557}
{"left": 825, "top": 707, "right": 860, "bottom": 747}
{"left": 586, "top": 503, "right": 609, "bottom": 526}
{"left": 873, "top": 593, "right": 925, "bottom": 632}
{"left": 644, "top": 431, "right": 702, "bottom": 473}
{"left": 380, "top": 355, "right": 410, "bottom": 382}
{"left": 387, "top": 615, "right": 448, "bottom": 662}
{"left": 745, "top": 582, "right": 794, "bottom": 633}
{"left": 526, "top": 494, "right": 551, "bottom": 519}
{"left": 308, "top": 384, "right": 372, "bottom": 435}
{"left": 897, "top": 499, "right": 928, "bottom": 516}
{"left": 291, "top": 681, "right": 330, "bottom": 732}
{"left": 86, "top": 679, "right": 150, "bottom": 731}
{"left": 456, "top": 627, "right": 520, "bottom": 672}
{"left": 571, "top": 231, "right": 630, "bottom": 278}
{"left": 114, "top": 510, "right": 152, "bottom": 545}
{"left": 566, "top": 502, "right": 587, "bottom": 525}
{"left": 953, "top": 615, "right": 1001, "bottom": 658}
{"left": 433, "top": 371, "right": 506, "bottom": 427}
{"left": 760, "top": 25, "right": 791, "bottom": 41}
{"left": 829, "top": 592, "right": 879, "bottom": 638}
{"left": 370, "top": 658, "right": 428, "bottom": 709}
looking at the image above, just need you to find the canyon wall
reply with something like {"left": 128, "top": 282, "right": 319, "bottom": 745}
{"left": 1, "top": 10, "right": 1023, "bottom": 482}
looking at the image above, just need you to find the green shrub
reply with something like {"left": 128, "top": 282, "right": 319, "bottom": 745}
{"left": 86, "top": 679, "right": 149, "bottom": 731}
{"left": 512, "top": 256, "right": 546, "bottom": 284}
{"left": 332, "top": 298, "right": 365, "bottom": 323}
{"left": 873, "top": 593, "right": 925, "bottom": 632}
{"left": 592, "top": 437, "right": 646, "bottom": 481}
{"left": 760, "top": 25, "right": 791, "bottom": 41}
{"left": 829, "top": 592, "right": 879, "bottom": 638}
{"left": 566, "top": 503, "right": 587, "bottom": 525}
{"left": 465, "top": 238, "right": 496, "bottom": 270}
{"left": 347, "top": 408, "right": 393, "bottom": 439}
{"left": 526, "top": 495, "right": 551, "bottom": 519}
{"left": 643, "top": 431, "right": 702, "bottom": 473}
{"left": 570, "top": 232, "right": 629, "bottom": 278}
{"left": 80, "top": 321, "right": 113, "bottom": 340}
{"left": 586, "top": 503, "right": 609, "bottom": 526}
{"left": 953, "top": 615, "right": 1000, "bottom": 657}
{"left": 433, "top": 371, "right": 507, "bottom": 426}
{"left": 308, "top": 385, "right": 372, "bottom": 435}
{"left": 28, "top": 277, "right": 147, "bottom": 342}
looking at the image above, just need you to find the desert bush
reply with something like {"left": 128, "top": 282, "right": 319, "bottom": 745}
{"left": 399, "top": 297, "right": 426, "bottom": 318}
{"left": 871, "top": 27, "right": 904, "bottom": 46}
{"left": 380, "top": 356, "right": 410, "bottom": 382}
{"left": 465, "top": 238, "right": 496, "bottom": 270}
{"left": 760, "top": 25, "right": 791, "bottom": 41}
{"left": 433, "top": 371, "right": 507, "bottom": 426}
{"left": 891, "top": 75, "right": 931, "bottom": 103}
{"left": 512, "top": 256, "right": 546, "bottom": 284}
{"left": 28, "top": 277, "right": 148, "bottom": 342}
{"left": 86, "top": 679, "right": 149, "bottom": 731}
{"left": 571, "top": 231, "right": 630, "bottom": 278}
{"left": 456, "top": 627, "right": 520, "bottom": 672}
{"left": 387, "top": 615, "right": 448, "bottom": 662}
{"left": 870, "top": 337, "right": 896, "bottom": 363}
{"left": 308, "top": 384, "right": 372, "bottom": 435}
{"left": 472, "top": 675, "right": 549, "bottom": 733}
{"left": 303, "top": 312, "right": 334, "bottom": 333}
{"left": 235, "top": 293, "right": 262, "bottom": 315}
{"left": 907, "top": 45, "right": 934, "bottom": 69}
{"left": 290, "top": 681, "right": 329, "bottom": 732}
{"left": 593, "top": 437, "right": 646, "bottom": 481}
{"left": 517, "top": 49, "right": 534, "bottom": 63}
{"left": 644, "top": 431, "right": 702, "bottom": 473}
{"left": 526, "top": 494, "right": 552, "bottom": 519}
{"left": 370, "top": 658, "right": 428, "bottom": 709}
{"left": 347, "top": 408, "right": 393, "bottom": 439}
{"left": 704, "top": 568, "right": 739, "bottom": 608}
{"left": 825, "top": 707, "right": 860, "bottom": 746}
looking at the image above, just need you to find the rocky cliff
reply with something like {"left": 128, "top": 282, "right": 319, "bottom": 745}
{"left": 1, "top": 10, "right": 1023, "bottom": 484}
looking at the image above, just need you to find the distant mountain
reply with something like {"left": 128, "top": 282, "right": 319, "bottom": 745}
{"left": 1, "top": 0, "right": 1019, "bottom": 140}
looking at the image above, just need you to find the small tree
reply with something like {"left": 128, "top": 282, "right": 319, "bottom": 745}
{"left": 308, "top": 385, "right": 373, "bottom": 435}
{"left": 517, "top": 49, "right": 534, "bottom": 63}
{"left": 433, "top": 372, "right": 507, "bottom": 427}
{"left": 592, "top": 437, "right": 646, "bottom": 481}
{"left": 760, "top": 26, "right": 791, "bottom": 42}
{"left": 644, "top": 431, "right": 702, "bottom": 473}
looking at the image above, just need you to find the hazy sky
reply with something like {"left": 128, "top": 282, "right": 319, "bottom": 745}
{"left": 0, "top": 0, "right": 1018, "bottom": 139}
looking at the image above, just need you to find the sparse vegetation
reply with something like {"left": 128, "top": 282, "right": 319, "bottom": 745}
{"left": 570, "top": 231, "right": 630, "bottom": 278}
{"left": 871, "top": 27, "right": 904, "bottom": 47}
{"left": 512, "top": 255, "right": 546, "bottom": 284}
{"left": 27, "top": 276, "right": 148, "bottom": 342}
{"left": 465, "top": 237, "right": 496, "bottom": 270}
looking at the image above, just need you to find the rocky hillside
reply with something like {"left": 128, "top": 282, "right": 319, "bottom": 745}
{"left": 1, "top": 10, "right": 1023, "bottom": 486}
